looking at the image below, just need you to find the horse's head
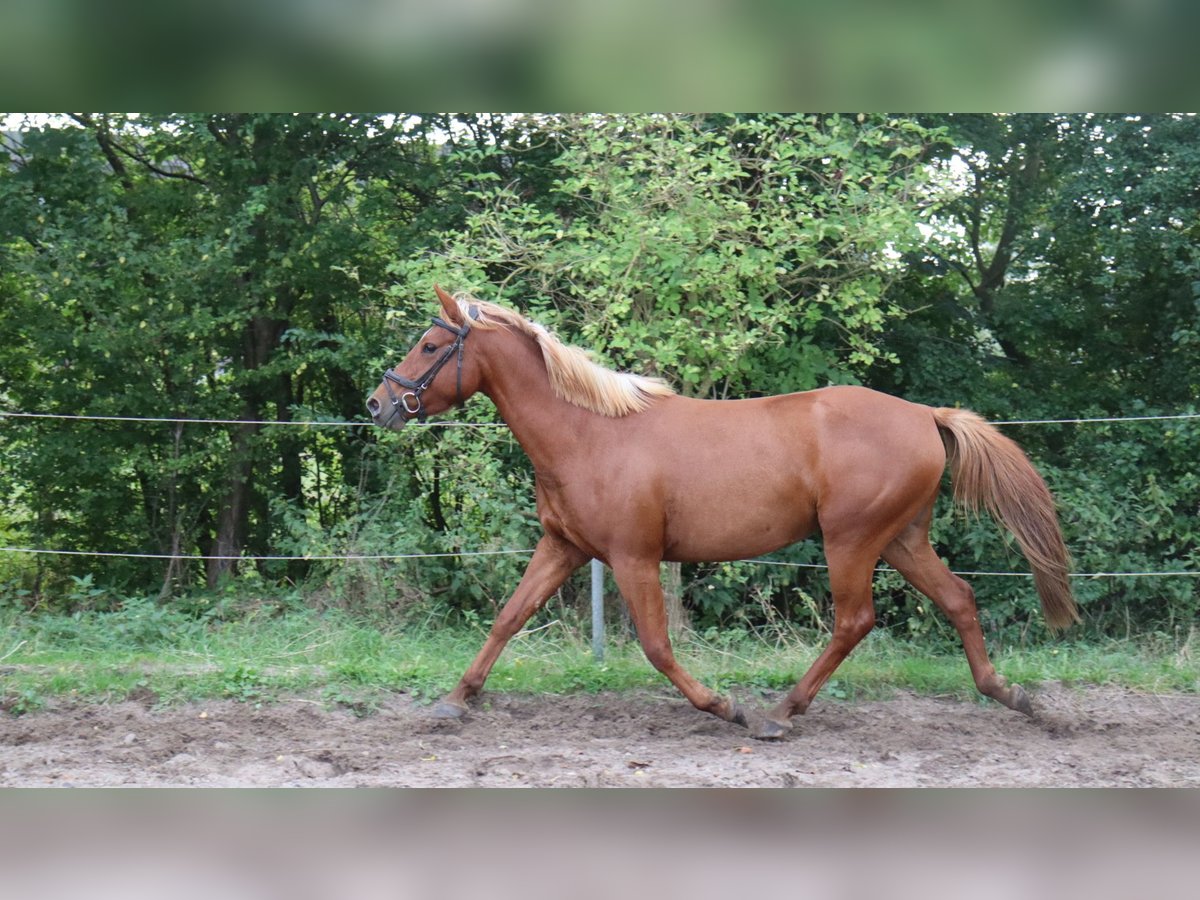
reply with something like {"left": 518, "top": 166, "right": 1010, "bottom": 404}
{"left": 366, "top": 285, "right": 483, "bottom": 431}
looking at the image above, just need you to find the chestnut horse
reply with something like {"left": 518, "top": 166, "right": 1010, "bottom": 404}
{"left": 367, "top": 287, "right": 1078, "bottom": 739}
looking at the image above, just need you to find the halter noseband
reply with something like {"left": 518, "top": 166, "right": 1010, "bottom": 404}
{"left": 380, "top": 305, "right": 480, "bottom": 425}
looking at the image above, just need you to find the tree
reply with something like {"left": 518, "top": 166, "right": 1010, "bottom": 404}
{"left": 0, "top": 114, "right": 461, "bottom": 594}
{"left": 872, "top": 114, "right": 1200, "bottom": 638}
{"left": 399, "top": 113, "right": 939, "bottom": 396}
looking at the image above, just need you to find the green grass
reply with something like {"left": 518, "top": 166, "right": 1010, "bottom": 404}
{"left": 2, "top": 604, "right": 1197, "bottom": 716}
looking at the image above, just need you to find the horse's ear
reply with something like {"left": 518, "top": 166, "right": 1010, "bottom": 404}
{"left": 434, "top": 284, "right": 462, "bottom": 325}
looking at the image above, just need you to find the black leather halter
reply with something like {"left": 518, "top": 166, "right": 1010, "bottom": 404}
{"left": 380, "top": 305, "right": 480, "bottom": 424}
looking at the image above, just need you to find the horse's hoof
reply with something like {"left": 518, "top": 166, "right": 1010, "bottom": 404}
{"left": 728, "top": 702, "right": 750, "bottom": 729}
{"left": 750, "top": 715, "right": 793, "bottom": 741}
{"left": 1009, "top": 683, "right": 1034, "bottom": 717}
{"left": 430, "top": 699, "right": 469, "bottom": 720}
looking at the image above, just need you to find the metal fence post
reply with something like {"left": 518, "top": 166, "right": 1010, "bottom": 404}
{"left": 590, "top": 558, "right": 605, "bottom": 662}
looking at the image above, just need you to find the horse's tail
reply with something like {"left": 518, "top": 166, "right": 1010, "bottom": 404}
{"left": 932, "top": 407, "right": 1080, "bottom": 632}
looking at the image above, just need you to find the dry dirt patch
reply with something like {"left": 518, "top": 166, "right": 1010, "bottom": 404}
{"left": 2, "top": 684, "right": 1198, "bottom": 787}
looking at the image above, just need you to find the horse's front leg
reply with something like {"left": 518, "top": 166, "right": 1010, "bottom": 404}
{"left": 609, "top": 557, "right": 749, "bottom": 729}
{"left": 432, "top": 534, "right": 589, "bottom": 718}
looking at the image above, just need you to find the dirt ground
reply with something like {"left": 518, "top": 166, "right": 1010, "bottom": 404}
{"left": 2, "top": 683, "right": 1198, "bottom": 787}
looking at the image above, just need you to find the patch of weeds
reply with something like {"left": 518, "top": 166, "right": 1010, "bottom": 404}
{"left": 824, "top": 679, "right": 849, "bottom": 701}
{"left": 109, "top": 596, "right": 203, "bottom": 649}
{"left": 389, "top": 659, "right": 453, "bottom": 703}
{"left": 218, "top": 665, "right": 271, "bottom": 704}
{"left": 713, "top": 669, "right": 797, "bottom": 695}
{"left": 2, "top": 687, "right": 45, "bottom": 716}
{"left": 329, "top": 660, "right": 380, "bottom": 686}
{"left": 572, "top": 662, "right": 647, "bottom": 693}
{"left": 322, "top": 685, "right": 380, "bottom": 718}
{"left": 396, "top": 675, "right": 452, "bottom": 706}
{"left": 65, "top": 574, "right": 111, "bottom": 611}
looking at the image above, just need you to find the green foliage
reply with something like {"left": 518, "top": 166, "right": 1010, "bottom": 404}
{"left": 866, "top": 114, "right": 1200, "bottom": 644}
{"left": 0, "top": 113, "right": 1196, "bottom": 647}
{"left": 397, "top": 113, "right": 939, "bottom": 398}
{"left": 0, "top": 114, "right": 470, "bottom": 594}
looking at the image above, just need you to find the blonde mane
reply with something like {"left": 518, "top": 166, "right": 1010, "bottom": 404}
{"left": 454, "top": 295, "right": 675, "bottom": 417}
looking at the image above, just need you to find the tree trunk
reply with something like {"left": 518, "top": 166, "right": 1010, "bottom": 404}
{"left": 204, "top": 314, "right": 282, "bottom": 587}
{"left": 158, "top": 422, "right": 186, "bottom": 599}
{"left": 272, "top": 368, "right": 307, "bottom": 582}
{"left": 206, "top": 420, "right": 258, "bottom": 587}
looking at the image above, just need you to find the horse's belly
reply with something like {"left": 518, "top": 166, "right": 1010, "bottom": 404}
{"left": 662, "top": 493, "right": 818, "bottom": 563}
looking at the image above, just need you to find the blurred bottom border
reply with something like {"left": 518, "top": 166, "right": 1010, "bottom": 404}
{"left": 1, "top": 788, "right": 1197, "bottom": 900}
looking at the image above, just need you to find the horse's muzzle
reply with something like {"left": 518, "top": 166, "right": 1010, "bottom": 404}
{"left": 366, "top": 395, "right": 407, "bottom": 432}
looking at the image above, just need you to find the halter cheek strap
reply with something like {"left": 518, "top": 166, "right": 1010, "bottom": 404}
{"left": 381, "top": 305, "right": 479, "bottom": 424}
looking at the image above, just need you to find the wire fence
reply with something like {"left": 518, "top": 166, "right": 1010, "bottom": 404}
{"left": 0, "top": 410, "right": 501, "bottom": 428}
{"left": 0, "top": 546, "right": 1194, "bottom": 580}
{"left": 1, "top": 406, "right": 1197, "bottom": 579}
{"left": 4, "top": 409, "right": 1200, "bottom": 428}
{"left": 0, "top": 547, "right": 534, "bottom": 562}
{"left": 991, "top": 412, "right": 1200, "bottom": 425}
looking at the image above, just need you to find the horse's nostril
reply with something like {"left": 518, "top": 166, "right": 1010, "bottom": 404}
{"left": 366, "top": 397, "right": 380, "bottom": 416}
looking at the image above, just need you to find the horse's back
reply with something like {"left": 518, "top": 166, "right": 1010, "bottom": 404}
{"left": 626, "top": 385, "right": 947, "bottom": 561}
{"left": 656, "top": 384, "right": 942, "bottom": 456}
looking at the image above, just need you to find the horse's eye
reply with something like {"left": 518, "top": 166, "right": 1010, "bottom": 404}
{"left": 422, "top": 343, "right": 437, "bottom": 354}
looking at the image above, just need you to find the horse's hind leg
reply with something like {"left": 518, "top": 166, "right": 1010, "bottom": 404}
{"left": 758, "top": 545, "right": 879, "bottom": 738}
{"left": 882, "top": 515, "right": 1033, "bottom": 716}
{"left": 611, "top": 558, "right": 749, "bottom": 729}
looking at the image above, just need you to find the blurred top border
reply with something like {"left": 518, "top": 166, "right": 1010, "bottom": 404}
{"left": 1, "top": 0, "right": 1197, "bottom": 110}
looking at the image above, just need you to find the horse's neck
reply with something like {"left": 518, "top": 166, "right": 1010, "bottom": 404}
{"left": 478, "top": 332, "right": 591, "bottom": 471}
